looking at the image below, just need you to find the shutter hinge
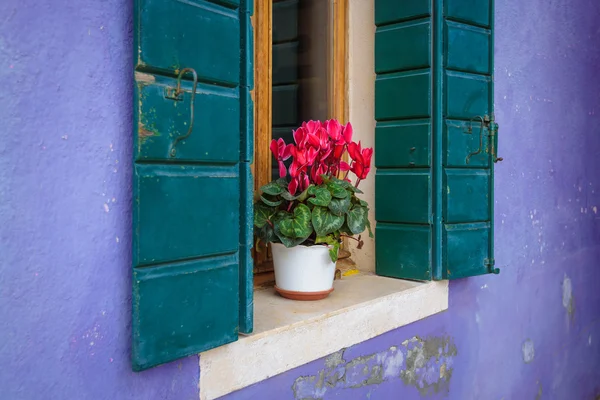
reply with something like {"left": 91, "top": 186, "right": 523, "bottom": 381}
{"left": 486, "top": 114, "right": 503, "bottom": 163}
{"left": 484, "top": 258, "right": 500, "bottom": 275}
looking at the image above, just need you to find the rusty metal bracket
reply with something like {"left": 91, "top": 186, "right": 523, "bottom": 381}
{"left": 487, "top": 117, "right": 503, "bottom": 163}
{"left": 167, "top": 68, "right": 198, "bottom": 157}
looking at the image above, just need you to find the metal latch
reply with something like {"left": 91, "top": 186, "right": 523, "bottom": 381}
{"left": 465, "top": 114, "right": 503, "bottom": 164}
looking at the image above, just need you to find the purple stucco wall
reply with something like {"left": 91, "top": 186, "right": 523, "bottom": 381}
{"left": 224, "top": 0, "right": 600, "bottom": 398}
{"left": 0, "top": 1, "right": 199, "bottom": 399}
{"left": 2, "top": 0, "right": 600, "bottom": 399}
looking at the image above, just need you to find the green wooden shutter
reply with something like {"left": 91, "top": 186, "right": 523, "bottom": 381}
{"left": 132, "top": 0, "right": 254, "bottom": 371}
{"left": 374, "top": 0, "right": 500, "bottom": 281}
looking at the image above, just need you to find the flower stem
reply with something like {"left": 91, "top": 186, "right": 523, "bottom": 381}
{"left": 343, "top": 167, "right": 351, "bottom": 181}
{"left": 340, "top": 235, "right": 360, "bottom": 242}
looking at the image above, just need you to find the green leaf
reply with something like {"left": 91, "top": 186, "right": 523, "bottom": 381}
{"left": 330, "top": 176, "right": 350, "bottom": 188}
{"left": 256, "top": 223, "right": 276, "bottom": 243}
{"left": 271, "top": 210, "right": 291, "bottom": 224}
{"left": 329, "top": 176, "right": 364, "bottom": 194}
{"left": 314, "top": 234, "right": 337, "bottom": 245}
{"left": 351, "top": 194, "right": 369, "bottom": 208}
{"left": 312, "top": 206, "right": 345, "bottom": 236}
{"left": 315, "top": 235, "right": 330, "bottom": 244}
{"left": 274, "top": 223, "right": 308, "bottom": 248}
{"left": 315, "top": 234, "right": 341, "bottom": 263}
{"left": 275, "top": 178, "right": 288, "bottom": 188}
{"left": 254, "top": 203, "right": 276, "bottom": 228}
{"left": 278, "top": 204, "right": 313, "bottom": 239}
{"left": 255, "top": 237, "right": 263, "bottom": 252}
{"left": 347, "top": 185, "right": 364, "bottom": 194}
{"left": 320, "top": 174, "right": 332, "bottom": 184}
{"left": 329, "top": 241, "right": 340, "bottom": 262}
{"left": 308, "top": 186, "right": 332, "bottom": 207}
{"left": 326, "top": 182, "right": 348, "bottom": 199}
{"left": 339, "top": 221, "right": 352, "bottom": 235}
{"left": 281, "top": 190, "right": 300, "bottom": 201}
{"left": 366, "top": 218, "right": 374, "bottom": 238}
{"left": 297, "top": 185, "right": 313, "bottom": 202}
{"left": 260, "top": 195, "right": 283, "bottom": 207}
{"left": 261, "top": 181, "right": 284, "bottom": 196}
{"left": 328, "top": 196, "right": 351, "bottom": 216}
{"left": 347, "top": 206, "right": 368, "bottom": 235}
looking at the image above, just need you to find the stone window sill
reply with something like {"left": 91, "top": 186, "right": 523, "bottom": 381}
{"left": 199, "top": 273, "right": 449, "bottom": 400}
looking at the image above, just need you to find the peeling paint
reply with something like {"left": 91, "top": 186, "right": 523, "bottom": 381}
{"left": 536, "top": 381, "right": 543, "bottom": 400}
{"left": 562, "top": 274, "right": 575, "bottom": 319}
{"left": 139, "top": 124, "right": 158, "bottom": 138}
{"left": 401, "top": 336, "right": 456, "bottom": 395}
{"left": 134, "top": 71, "right": 156, "bottom": 84}
{"left": 292, "top": 336, "right": 457, "bottom": 399}
{"left": 522, "top": 339, "right": 535, "bottom": 363}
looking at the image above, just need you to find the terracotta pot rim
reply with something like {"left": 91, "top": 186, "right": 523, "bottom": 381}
{"left": 270, "top": 242, "right": 340, "bottom": 250}
{"left": 274, "top": 285, "right": 334, "bottom": 301}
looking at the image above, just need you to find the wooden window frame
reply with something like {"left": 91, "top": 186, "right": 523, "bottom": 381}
{"left": 253, "top": 0, "right": 348, "bottom": 191}
{"left": 252, "top": 0, "right": 349, "bottom": 284}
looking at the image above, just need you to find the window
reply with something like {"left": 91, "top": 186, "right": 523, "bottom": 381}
{"left": 130, "top": 0, "right": 498, "bottom": 382}
{"left": 253, "top": 0, "right": 348, "bottom": 280}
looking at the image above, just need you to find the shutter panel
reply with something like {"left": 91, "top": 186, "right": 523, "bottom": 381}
{"left": 132, "top": 0, "right": 253, "bottom": 371}
{"left": 375, "top": 0, "right": 499, "bottom": 281}
{"left": 441, "top": 0, "right": 498, "bottom": 279}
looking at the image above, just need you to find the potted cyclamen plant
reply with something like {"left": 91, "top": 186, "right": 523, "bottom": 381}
{"left": 254, "top": 119, "right": 373, "bottom": 300}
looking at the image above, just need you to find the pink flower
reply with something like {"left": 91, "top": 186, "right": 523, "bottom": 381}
{"left": 288, "top": 178, "right": 298, "bottom": 195}
{"left": 289, "top": 145, "right": 317, "bottom": 168}
{"left": 326, "top": 119, "right": 343, "bottom": 142}
{"left": 310, "top": 164, "right": 327, "bottom": 185}
{"left": 341, "top": 122, "right": 353, "bottom": 144}
{"left": 270, "top": 138, "right": 293, "bottom": 178}
{"left": 279, "top": 120, "right": 371, "bottom": 191}
{"left": 348, "top": 141, "right": 373, "bottom": 180}
{"left": 302, "top": 120, "right": 321, "bottom": 136}
{"left": 288, "top": 172, "right": 310, "bottom": 195}
{"left": 293, "top": 127, "right": 308, "bottom": 148}
{"left": 333, "top": 144, "right": 345, "bottom": 159}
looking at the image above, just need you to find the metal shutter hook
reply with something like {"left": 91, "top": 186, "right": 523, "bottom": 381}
{"left": 465, "top": 115, "right": 485, "bottom": 165}
{"left": 168, "top": 68, "right": 198, "bottom": 158}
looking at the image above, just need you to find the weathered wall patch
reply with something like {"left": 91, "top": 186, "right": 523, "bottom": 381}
{"left": 292, "top": 335, "right": 457, "bottom": 399}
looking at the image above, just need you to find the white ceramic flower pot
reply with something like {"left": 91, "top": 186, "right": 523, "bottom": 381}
{"left": 271, "top": 242, "right": 337, "bottom": 301}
